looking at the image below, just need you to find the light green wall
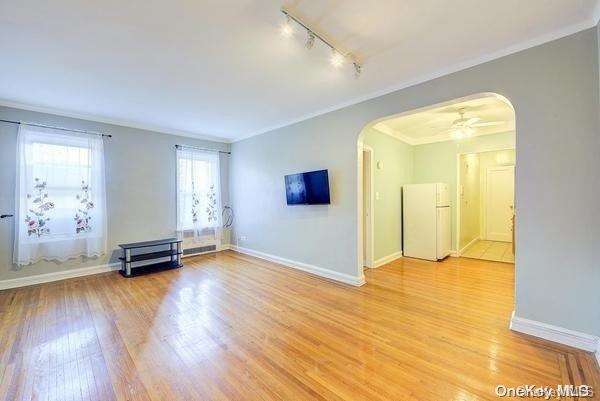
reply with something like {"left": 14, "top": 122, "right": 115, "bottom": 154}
{"left": 362, "top": 129, "right": 413, "bottom": 261}
{"left": 362, "top": 130, "right": 514, "bottom": 258}
{"left": 413, "top": 132, "right": 515, "bottom": 251}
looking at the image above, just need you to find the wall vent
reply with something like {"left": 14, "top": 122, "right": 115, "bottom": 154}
{"left": 183, "top": 244, "right": 217, "bottom": 257}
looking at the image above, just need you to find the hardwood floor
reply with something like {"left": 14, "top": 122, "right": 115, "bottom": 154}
{"left": 1, "top": 251, "right": 598, "bottom": 401}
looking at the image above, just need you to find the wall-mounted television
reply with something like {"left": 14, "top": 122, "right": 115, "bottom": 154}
{"left": 285, "top": 169, "right": 330, "bottom": 205}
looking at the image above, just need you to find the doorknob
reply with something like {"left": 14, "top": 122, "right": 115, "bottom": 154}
{"left": 1, "top": 214, "right": 14, "bottom": 219}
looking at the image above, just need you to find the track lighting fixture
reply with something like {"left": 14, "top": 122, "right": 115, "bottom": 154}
{"left": 280, "top": 8, "right": 362, "bottom": 77}
{"left": 305, "top": 31, "right": 315, "bottom": 49}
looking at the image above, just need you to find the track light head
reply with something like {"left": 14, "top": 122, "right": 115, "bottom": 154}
{"left": 305, "top": 31, "right": 315, "bottom": 49}
{"left": 280, "top": 15, "right": 294, "bottom": 38}
{"left": 330, "top": 50, "right": 345, "bottom": 68}
{"left": 353, "top": 62, "right": 362, "bottom": 78}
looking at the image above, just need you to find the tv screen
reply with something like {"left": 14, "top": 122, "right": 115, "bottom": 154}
{"left": 285, "top": 169, "right": 330, "bottom": 205}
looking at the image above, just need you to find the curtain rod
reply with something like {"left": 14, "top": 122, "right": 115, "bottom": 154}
{"left": 175, "top": 144, "right": 231, "bottom": 155}
{"left": 0, "top": 119, "right": 112, "bottom": 138}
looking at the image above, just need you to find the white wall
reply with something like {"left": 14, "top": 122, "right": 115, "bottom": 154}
{"left": 230, "top": 28, "right": 600, "bottom": 337}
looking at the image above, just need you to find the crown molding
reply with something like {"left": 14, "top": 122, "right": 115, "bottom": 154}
{"left": 371, "top": 124, "right": 416, "bottom": 145}
{"left": 0, "top": 99, "right": 232, "bottom": 144}
{"left": 374, "top": 121, "right": 515, "bottom": 146}
{"left": 233, "top": 13, "right": 599, "bottom": 143}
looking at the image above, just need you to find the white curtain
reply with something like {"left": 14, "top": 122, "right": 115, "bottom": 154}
{"left": 176, "top": 147, "right": 222, "bottom": 239}
{"left": 13, "top": 124, "right": 107, "bottom": 266}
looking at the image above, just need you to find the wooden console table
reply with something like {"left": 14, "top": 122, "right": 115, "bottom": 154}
{"left": 118, "top": 238, "right": 182, "bottom": 277}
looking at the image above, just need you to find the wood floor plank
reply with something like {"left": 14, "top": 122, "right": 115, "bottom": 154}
{"left": 0, "top": 250, "right": 598, "bottom": 401}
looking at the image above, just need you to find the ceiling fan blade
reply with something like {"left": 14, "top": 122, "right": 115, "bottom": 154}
{"left": 465, "top": 117, "right": 480, "bottom": 125}
{"left": 471, "top": 121, "right": 505, "bottom": 127}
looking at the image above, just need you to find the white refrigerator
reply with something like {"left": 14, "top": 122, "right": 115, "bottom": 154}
{"left": 403, "top": 183, "right": 451, "bottom": 261}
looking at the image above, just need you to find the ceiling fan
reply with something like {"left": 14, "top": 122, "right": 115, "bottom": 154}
{"left": 449, "top": 108, "right": 505, "bottom": 139}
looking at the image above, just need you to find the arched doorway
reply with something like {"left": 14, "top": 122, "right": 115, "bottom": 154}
{"left": 356, "top": 92, "right": 516, "bottom": 281}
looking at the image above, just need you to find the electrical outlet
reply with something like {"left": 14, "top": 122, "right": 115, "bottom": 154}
{"left": 239, "top": 235, "right": 247, "bottom": 242}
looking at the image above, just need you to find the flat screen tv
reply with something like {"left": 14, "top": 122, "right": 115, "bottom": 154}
{"left": 285, "top": 169, "right": 330, "bottom": 205}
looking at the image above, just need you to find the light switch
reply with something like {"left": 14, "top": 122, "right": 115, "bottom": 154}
{"left": 375, "top": 192, "right": 380, "bottom": 200}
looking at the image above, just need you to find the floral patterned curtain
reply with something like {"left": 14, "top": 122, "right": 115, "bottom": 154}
{"left": 13, "top": 124, "right": 107, "bottom": 266}
{"left": 176, "top": 147, "right": 222, "bottom": 238}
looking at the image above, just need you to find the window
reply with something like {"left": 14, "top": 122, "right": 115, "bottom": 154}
{"left": 13, "top": 124, "right": 107, "bottom": 265}
{"left": 176, "top": 147, "right": 221, "bottom": 236}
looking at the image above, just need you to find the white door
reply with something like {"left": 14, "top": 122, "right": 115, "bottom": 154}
{"left": 485, "top": 166, "right": 515, "bottom": 242}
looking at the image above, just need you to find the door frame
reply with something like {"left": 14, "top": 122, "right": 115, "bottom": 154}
{"left": 455, "top": 147, "right": 515, "bottom": 255}
{"left": 484, "top": 164, "right": 515, "bottom": 242}
{"left": 361, "top": 145, "right": 374, "bottom": 268}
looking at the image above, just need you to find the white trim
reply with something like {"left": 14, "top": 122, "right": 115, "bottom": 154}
{"left": 372, "top": 251, "right": 403, "bottom": 268}
{"left": 361, "top": 145, "right": 375, "bottom": 268}
{"left": 0, "top": 262, "right": 121, "bottom": 290}
{"left": 374, "top": 123, "right": 515, "bottom": 146}
{"left": 510, "top": 311, "right": 600, "bottom": 352}
{"left": 234, "top": 17, "right": 597, "bottom": 143}
{"left": 230, "top": 245, "right": 365, "bottom": 286}
{"left": 596, "top": 342, "right": 600, "bottom": 369}
{"left": 458, "top": 236, "right": 480, "bottom": 256}
{"left": 0, "top": 99, "right": 232, "bottom": 143}
{"left": 371, "top": 125, "right": 416, "bottom": 145}
{"left": 356, "top": 142, "right": 366, "bottom": 280}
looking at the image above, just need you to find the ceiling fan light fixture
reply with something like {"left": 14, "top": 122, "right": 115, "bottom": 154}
{"left": 452, "top": 126, "right": 474, "bottom": 140}
{"left": 452, "top": 129, "right": 465, "bottom": 140}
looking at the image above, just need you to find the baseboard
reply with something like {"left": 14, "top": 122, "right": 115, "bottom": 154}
{"left": 372, "top": 251, "right": 403, "bottom": 268}
{"left": 0, "top": 262, "right": 121, "bottom": 290}
{"left": 458, "top": 236, "right": 480, "bottom": 256}
{"left": 229, "top": 245, "right": 365, "bottom": 286}
{"left": 510, "top": 311, "right": 600, "bottom": 353}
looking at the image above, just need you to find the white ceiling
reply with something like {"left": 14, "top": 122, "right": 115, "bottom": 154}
{"left": 0, "top": 0, "right": 597, "bottom": 142}
{"left": 373, "top": 95, "right": 515, "bottom": 145}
